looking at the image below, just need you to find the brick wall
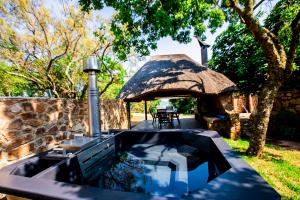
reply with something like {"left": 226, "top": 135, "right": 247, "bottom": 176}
{"left": 0, "top": 98, "right": 128, "bottom": 165}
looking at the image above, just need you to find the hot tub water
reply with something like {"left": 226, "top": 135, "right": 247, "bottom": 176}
{"left": 89, "top": 144, "right": 216, "bottom": 198}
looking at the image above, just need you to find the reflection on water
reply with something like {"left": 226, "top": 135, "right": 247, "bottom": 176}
{"left": 92, "top": 151, "right": 212, "bottom": 198}
{"left": 101, "top": 153, "right": 147, "bottom": 193}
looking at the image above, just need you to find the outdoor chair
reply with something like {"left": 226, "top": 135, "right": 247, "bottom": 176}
{"left": 150, "top": 110, "right": 158, "bottom": 124}
{"left": 172, "top": 110, "right": 180, "bottom": 125}
{"left": 157, "top": 109, "right": 172, "bottom": 128}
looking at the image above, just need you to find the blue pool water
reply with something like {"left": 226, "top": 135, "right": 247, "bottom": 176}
{"left": 93, "top": 144, "right": 214, "bottom": 198}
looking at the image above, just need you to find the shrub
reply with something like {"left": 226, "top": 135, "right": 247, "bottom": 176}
{"left": 170, "top": 98, "right": 196, "bottom": 114}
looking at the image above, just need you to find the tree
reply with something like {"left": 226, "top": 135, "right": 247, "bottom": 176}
{"left": 0, "top": 0, "right": 126, "bottom": 99}
{"left": 170, "top": 98, "right": 196, "bottom": 114}
{"left": 210, "top": 21, "right": 300, "bottom": 93}
{"left": 0, "top": 62, "right": 35, "bottom": 96}
{"left": 98, "top": 57, "right": 127, "bottom": 99}
{"left": 79, "top": 0, "right": 300, "bottom": 157}
{"left": 131, "top": 100, "right": 160, "bottom": 113}
{"left": 209, "top": 23, "right": 268, "bottom": 93}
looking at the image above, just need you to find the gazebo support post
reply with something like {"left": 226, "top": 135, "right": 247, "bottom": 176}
{"left": 126, "top": 102, "right": 131, "bottom": 129}
{"left": 144, "top": 101, "right": 147, "bottom": 120}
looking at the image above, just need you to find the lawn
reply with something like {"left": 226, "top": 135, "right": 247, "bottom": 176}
{"left": 224, "top": 138, "right": 300, "bottom": 200}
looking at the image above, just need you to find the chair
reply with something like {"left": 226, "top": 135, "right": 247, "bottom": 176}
{"left": 173, "top": 110, "right": 180, "bottom": 124}
{"left": 150, "top": 110, "right": 158, "bottom": 124}
{"left": 157, "top": 109, "right": 172, "bottom": 128}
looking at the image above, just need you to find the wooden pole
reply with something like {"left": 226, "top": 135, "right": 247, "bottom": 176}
{"left": 144, "top": 101, "right": 148, "bottom": 120}
{"left": 126, "top": 102, "right": 131, "bottom": 129}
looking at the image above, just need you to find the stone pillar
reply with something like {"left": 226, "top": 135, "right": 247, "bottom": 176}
{"left": 233, "top": 97, "right": 239, "bottom": 112}
{"left": 218, "top": 94, "right": 241, "bottom": 139}
{"left": 249, "top": 94, "right": 254, "bottom": 113}
{"left": 228, "top": 113, "right": 241, "bottom": 140}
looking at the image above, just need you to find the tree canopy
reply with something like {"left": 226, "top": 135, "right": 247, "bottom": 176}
{"left": 0, "top": 0, "right": 126, "bottom": 99}
{"left": 79, "top": 0, "right": 226, "bottom": 59}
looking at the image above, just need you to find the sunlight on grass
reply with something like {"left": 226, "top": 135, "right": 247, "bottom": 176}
{"left": 224, "top": 138, "right": 300, "bottom": 200}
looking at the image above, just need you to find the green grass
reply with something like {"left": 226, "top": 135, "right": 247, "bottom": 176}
{"left": 224, "top": 138, "right": 300, "bottom": 200}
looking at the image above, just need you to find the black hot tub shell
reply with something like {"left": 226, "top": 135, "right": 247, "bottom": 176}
{"left": 0, "top": 129, "right": 280, "bottom": 200}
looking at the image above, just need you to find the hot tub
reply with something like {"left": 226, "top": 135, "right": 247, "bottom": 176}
{"left": 0, "top": 129, "right": 280, "bottom": 200}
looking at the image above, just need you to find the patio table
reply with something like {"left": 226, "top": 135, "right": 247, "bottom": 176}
{"left": 156, "top": 109, "right": 180, "bottom": 128}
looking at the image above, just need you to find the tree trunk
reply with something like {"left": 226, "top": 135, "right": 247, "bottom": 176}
{"left": 246, "top": 73, "right": 283, "bottom": 157}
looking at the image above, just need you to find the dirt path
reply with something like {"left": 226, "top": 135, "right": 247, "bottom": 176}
{"left": 267, "top": 138, "right": 300, "bottom": 151}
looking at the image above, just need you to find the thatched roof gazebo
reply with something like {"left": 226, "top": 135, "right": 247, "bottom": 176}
{"left": 118, "top": 54, "right": 238, "bottom": 130}
{"left": 118, "top": 54, "right": 237, "bottom": 102}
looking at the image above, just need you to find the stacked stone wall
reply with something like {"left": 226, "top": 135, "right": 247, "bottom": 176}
{"left": 233, "top": 94, "right": 258, "bottom": 113}
{"left": 233, "top": 90, "right": 299, "bottom": 138}
{"left": 273, "top": 90, "right": 300, "bottom": 115}
{"left": 0, "top": 98, "right": 128, "bottom": 166}
{"left": 233, "top": 91, "right": 299, "bottom": 115}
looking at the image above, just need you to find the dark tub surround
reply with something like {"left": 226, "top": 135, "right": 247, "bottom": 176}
{"left": 0, "top": 129, "right": 280, "bottom": 200}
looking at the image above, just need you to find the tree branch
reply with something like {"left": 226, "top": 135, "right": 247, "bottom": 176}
{"left": 99, "top": 75, "right": 115, "bottom": 96}
{"left": 80, "top": 83, "right": 88, "bottom": 99}
{"left": 46, "top": 36, "right": 69, "bottom": 72}
{"left": 46, "top": 74, "right": 60, "bottom": 98}
{"left": 65, "top": 57, "right": 82, "bottom": 89}
{"left": 30, "top": 8, "right": 50, "bottom": 47}
{"left": 2, "top": 70, "right": 43, "bottom": 89}
{"left": 72, "top": 35, "right": 82, "bottom": 55}
{"left": 228, "top": 0, "right": 286, "bottom": 69}
{"left": 245, "top": 0, "right": 254, "bottom": 15}
{"left": 100, "top": 43, "right": 111, "bottom": 61}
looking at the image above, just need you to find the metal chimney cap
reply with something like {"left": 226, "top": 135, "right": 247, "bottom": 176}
{"left": 84, "top": 56, "right": 100, "bottom": 72}
{"left": 195, "top": 36, "right": 210, "bottom": 47}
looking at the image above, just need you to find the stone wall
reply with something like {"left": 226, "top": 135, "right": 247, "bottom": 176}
{"left": 233, "top": 91, "right": 300, "bottom": 115}
{"left": 233, "top": 94, "right": 258, "bottom": 113}
{"left": 233, "top": 90, "right": 300, "bottom": 138}
{"left": 219, "top": 94, "right": 241, "bottom": 140}
{"left": 195, "top": 93, "right": 241, "bottom": 140}
{"left": 0, "top": 98, "right": 128, "bottom": 165}
{"left": 273, "top": 90, "right": 300, "bottom": 115}
{"left": 100, "top": 99, "right": 128, "bottom": 130}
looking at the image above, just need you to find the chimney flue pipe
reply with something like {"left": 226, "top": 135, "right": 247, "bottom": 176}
{"left": 195, "top": 37, "right": 210, "bottom": 67}
{"left": 84, "top": 56, "right": 101, "bottom": 138}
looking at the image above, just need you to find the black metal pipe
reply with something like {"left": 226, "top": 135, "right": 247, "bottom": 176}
{"left": 144, "top": 101, "right": 147, "bottom": 120}
{"left": 126, "top": 102, "right": 131, "bottom": 129}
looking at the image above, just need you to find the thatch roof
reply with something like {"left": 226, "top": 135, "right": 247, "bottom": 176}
{"left": 117, "top": 54, "right": 238, "bottom": 102}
